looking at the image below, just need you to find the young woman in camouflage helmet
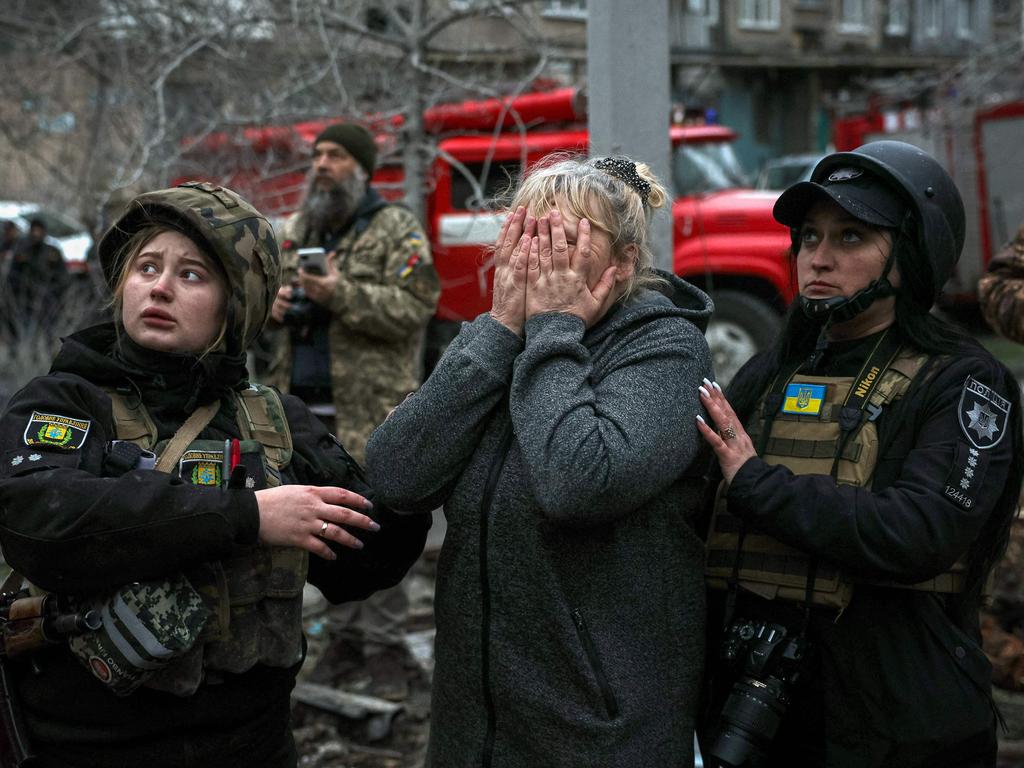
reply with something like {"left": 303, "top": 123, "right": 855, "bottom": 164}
{"left": 0, "top": 182, "right": 430, "bottom": 767}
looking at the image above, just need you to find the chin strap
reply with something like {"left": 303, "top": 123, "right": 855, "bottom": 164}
{"left": 799, "top": 225, "right": 902, "bottom": 370}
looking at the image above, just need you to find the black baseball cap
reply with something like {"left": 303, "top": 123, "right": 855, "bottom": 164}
{"left": 773, "top": 166, "right": 907, "bottom": 230}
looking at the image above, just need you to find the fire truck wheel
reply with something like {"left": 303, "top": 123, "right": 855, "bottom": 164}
{"left": 705, "top": 291, "right": 781, "bottom": 386}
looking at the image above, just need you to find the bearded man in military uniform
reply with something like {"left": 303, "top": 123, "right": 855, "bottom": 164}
{"left": 268, "top": 123, "right": 440, "bottom": 463}
{"left": 267, "top": 123, "right": 440, "bottom": 700}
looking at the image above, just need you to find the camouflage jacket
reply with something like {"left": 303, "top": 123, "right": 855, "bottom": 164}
{"left": 979, "top": 225, "right": 1024, "bottom": 343}
{"left": 269, "top": 193, "right": 440, "bottom": 461}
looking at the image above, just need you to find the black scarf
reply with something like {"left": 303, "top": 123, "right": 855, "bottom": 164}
{"left": 53, "top": 324, "right": 249, "bottom": 427}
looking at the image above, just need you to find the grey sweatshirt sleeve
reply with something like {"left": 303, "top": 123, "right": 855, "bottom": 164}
{"left": 510, "top": 311, "right": 710, "bottom": 527}
{"left": 365, "top": 313, "right": 523, "bottom": 511}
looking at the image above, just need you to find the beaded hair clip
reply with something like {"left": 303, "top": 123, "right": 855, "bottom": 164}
{"left": 594, "top": 157, "right": 651, "bottom": 206}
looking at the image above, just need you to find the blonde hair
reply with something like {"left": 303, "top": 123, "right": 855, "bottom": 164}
{"left": 508, "top": 153, "right": 670, "bottom": 300}
{"left": 107, "top": 224, "right": 228, "bottom": 358}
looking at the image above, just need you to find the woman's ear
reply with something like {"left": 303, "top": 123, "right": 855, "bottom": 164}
{"left": 616, "top": 243, "right": 639, "bottom": 283}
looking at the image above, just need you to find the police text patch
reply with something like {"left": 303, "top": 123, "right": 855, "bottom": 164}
{"left": 23, "top": 412, "right": 91, "bottom": 451}
{"left": 958, "top": 376, "right": 1011, "bottom": 450}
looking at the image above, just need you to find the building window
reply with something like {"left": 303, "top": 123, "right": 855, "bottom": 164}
{"left": 956, "top": 0, "right": 978, "bottom": 38}
{"left": 686, "top": 0, "right": 719, "bottom": 23}
{"left": 921, "top": 0, "right": 942, "bottom": 37}
{"left": 737, "top": 0, "right": 780, "bottom": 30}
{"left": 886, "top": 0, "right": 909, "bottom": 34}
{"left": 838, "top": 0, "right": 870, "bottom": 32}
{"left": 542, "top": 0, "right": 586, "bottom": 19}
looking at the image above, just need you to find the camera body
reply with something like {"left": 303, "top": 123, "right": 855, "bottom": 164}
{"left": 707, "top": 620, "right": 808, "bottom": 767}
{"left": 282, "top": 285, "right": 316, "bottom": 329}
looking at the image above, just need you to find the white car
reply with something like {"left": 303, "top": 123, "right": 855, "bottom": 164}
{"left": 0, "top": 201, "right": 93, "bottom": 274}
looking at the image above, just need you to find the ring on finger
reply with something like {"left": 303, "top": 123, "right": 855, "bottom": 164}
{"left": 319, "top": 520, "right": 330, "bottom": 536}
{"left": 719, "top": 425, "right": 738, "bottom": 441}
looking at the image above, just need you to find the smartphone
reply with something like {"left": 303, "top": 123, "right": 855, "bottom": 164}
{"left": 297, "top": 247, "right": 327, "bottom": 275}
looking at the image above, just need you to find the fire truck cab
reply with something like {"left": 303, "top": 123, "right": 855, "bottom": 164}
{"left": 174, "top": 88, "right": 795, "bottom": 382}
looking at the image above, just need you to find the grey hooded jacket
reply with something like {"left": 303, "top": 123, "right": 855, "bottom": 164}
{"left": 366, "top": 273, "right": 714, "bottom": 768}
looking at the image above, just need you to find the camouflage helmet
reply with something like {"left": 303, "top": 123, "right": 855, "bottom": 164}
{"left": 97, "top": 182, "right": 281, "bottom": 354}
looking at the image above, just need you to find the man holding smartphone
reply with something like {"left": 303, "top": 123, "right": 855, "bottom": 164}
{"left": 266, "top": 123, "right": 440, "bottom": 701}
{"left": 268, "top": 123, "right": 439, "bottom": 460}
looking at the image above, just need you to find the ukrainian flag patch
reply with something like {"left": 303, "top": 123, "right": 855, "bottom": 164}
{"left": 781, "top": 383, "right": 826, "bottom": 416}
{"left": 24, "top": 412, "right": 91, "bottom": 450}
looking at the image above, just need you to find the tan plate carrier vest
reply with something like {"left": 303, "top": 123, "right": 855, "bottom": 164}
{"left": 705, "top": 351, "right": 968, "bottom": 611}
{"left": 104, "top": 384, "right": 308, "bottom": 695}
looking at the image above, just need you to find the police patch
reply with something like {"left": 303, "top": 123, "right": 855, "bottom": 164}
{"left": 958, "top": 376, "right": 1011, "bottom": 450}
{"left": 23, "top": 412, "right": 91, "bottom": 450}
{"left": 828, "top": 168, "right": 863, "bottom": 182}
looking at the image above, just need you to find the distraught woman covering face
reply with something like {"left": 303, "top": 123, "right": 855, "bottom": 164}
{"left": 120, "top": 230, "right": 227, "bottom": 354}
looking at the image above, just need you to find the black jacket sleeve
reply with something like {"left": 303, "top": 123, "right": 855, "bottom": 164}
{"left": 0, "top": 374, "right": 259, "bottom": 593}
{"left": 726, "top": 352, "right": 1018, "bottom": 583}
{"left": 281, "top": 394, "right": 430, "bottom": 604}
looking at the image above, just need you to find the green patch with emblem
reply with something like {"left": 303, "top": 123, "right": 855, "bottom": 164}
{"left": 179, "top": 450, "right": 224, "bottom": 486}
{"left": 24, "top": 412, "right": 91, "bottom": 450}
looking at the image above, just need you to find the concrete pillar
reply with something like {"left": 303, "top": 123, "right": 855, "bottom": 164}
{"left": 587, "top": 0, "right": 673, "bottom": 271}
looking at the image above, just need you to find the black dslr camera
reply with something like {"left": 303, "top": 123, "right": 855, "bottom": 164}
{"left": 707, "top": 620, "right": 808, "bottom": 767}
{"left": 282, "top": 285, "right": 316, "bottom": 329}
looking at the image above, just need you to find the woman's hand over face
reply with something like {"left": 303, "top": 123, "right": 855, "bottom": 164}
{"left": 696, "top": 378, "right": 757, "bottom": 484}
{"left": 489, "top": 206, "right": 531, "bottom": 336}
{"left": 525, "top": 210, "right": 618, "bottom": 328}
{"left": 255, "top": 485, "right": 379, "bottom": 561}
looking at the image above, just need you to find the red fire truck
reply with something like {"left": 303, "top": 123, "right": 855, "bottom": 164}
{"left": 173, "top": 88, "right": 794, "bottom": 381}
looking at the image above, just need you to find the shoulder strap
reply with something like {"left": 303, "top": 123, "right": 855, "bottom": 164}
{"left": 868, "top": 352, "right": 929, "bottom": 409}
{"left": 235, "top": 385, "right": 293, "bottom": 470}
{"left": 153, "top": 401, "right": 221, "bottom": 474}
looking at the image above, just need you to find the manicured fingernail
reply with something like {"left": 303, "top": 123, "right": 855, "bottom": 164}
{"left": 696, "top": 414, "right": 706, "bottom": 424}
{"left": 369, "top": 521, "right": 381, "bottom": 532}
{"left": 365, "top": 499, "right": 374, "bottom": 510}
{"left": 699, "top": 386, "right": 710, "bottom": 398}
{"left": 580, "top": 219, "right": 590, "bottom": 229}
{"left": 354, "top": 539, "right": 365, "bottom": 549}
{"left": 702, "top": 377, "right": 713, "bottom": 388}
{"left": 712, "top": 381, "right": 722, "bottom": 392}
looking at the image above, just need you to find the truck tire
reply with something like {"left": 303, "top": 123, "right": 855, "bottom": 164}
{"left": 705, "top": 291, "right": 781, "bottom": 386}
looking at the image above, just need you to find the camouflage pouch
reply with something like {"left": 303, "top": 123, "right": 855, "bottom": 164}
{"left": 67, "top": 574, "right": 210, "bottom": 696}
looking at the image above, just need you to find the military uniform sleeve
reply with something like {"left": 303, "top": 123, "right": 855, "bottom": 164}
{"left": 280, "top": 393, "right": 430, "bottom": 604}
{"left": 726, "top": 353, "right": 1018, "bottom": 583}
{"left": 277, "top": 213, "right": 304, "bottom": 288}
{"left": 0, "top": 374, "right": 259, "bottom": 593}
{"left": 329, "top": 206, "right": 440, "bottom": 341}
{"left": 979, "top": 227, "right": 1024, "bottom": 343}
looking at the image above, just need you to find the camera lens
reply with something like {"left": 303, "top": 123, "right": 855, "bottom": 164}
{"left": 708, "top": 677, "right": 787, "bottom": 767}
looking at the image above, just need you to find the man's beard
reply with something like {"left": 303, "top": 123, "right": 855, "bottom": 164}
{"left": 302, "top": 169, "right": 366, "bottom": 234}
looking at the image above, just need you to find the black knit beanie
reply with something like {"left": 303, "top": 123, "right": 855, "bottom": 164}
{"left": 313, "top": 123, "right": 377, "bottom": 176}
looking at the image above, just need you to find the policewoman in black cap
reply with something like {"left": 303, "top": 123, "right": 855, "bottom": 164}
{"left": 695, "top": 141, "right": 1023, "bottom": 767}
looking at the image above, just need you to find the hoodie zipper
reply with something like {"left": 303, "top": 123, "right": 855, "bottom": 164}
{"left": 480, "top": 422, "right": 513, "bottom": 768}
{"left": 571, "top": 608, "right": 619, "bottom": 719}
